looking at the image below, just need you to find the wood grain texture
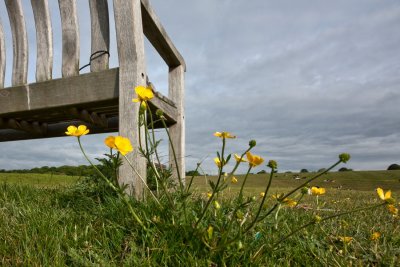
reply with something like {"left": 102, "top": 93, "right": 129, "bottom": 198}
{"left": 141, "top": 0, "right": 185, "bottom": 69}
{"left": 0, "top": 117, "right": 119, "bottom": 142}
{"left": 5, "top": 0, "right": 28, "bottom": 86}
{"left": 113, "top": 0, "right": 148, "bottom": 198}
{"left": 58, "top": 0, "right": 79, "bottom": 77}
{"left": 168, "top": 65, "right": 185, "bottom": 185}
{"left": 0, "top": 21, "right": 5, "bottom": 88}
{"left": 0, "top": 68, "right": 177, "bottom": 122}
{"left": 31, "top": 0, "right": 53, "bottom": 82}
{"left": 89, "top": 0, "right": 110, "bottom": 72}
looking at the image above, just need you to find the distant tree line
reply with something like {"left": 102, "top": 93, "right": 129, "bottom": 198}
{"left": 0, "top": 165, "right": 97, "bottom": 176}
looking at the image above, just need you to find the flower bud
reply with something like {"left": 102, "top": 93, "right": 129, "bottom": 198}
{"left": 249, "top": 140, "right": 257, "bottom": 148}
{"left": 339, "top": 153, "right": 351, "bottom": 163}
{"left": 301, "top": 187, "right": 310, "bottom": 195}
{"left": 140, "top": 101, "right": 147, "bottom": 112}
{"left": 267, "top": 160, "right": 278, "bottom": 169}
{"left": 155, "top": 109, "right": 164, "bottom": 117}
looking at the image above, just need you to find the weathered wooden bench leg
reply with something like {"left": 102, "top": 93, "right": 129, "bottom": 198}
{"left": 114, "top": 0, "right": 147, "bottom": 198}
{"left": 169, "top": 65, "right": 185, "bottom": 186}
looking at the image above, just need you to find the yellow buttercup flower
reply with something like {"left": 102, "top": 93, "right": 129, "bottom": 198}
{"left": 282, "top": 198, "right": 297, "bottom": 208}
{"left": 387, "top": 205, "right": 398, "bottom": 215}
{"left": 234, "top": 154, "right": 247, "bottom": 163}
{"left": 214, "top": 201, "right": 221, "bottom": 209}
{"left": 132, "top": 85, "right": 154, "bottom": 105}
{"left": 207, "top": 192, "right": 212, "bottom": 199}
{"left": 338, "top": 236, "right": 353, "bottom": 244}
{"left": 260, "top": 192, "right": 265, "bottom": 198}
{"left": 214, "top": 132, "right": 236, "bottom": 139}
{"left": 114, "top": 136, "right": 133, "bottom": 155}
{"left": 65, "top": 125, "right": 89, "bottom": 137}
{"left": 246, "top": 152, "right": 264, "bottom": 167}
{"left": 214, "top": 157, "right": 225, "bottom": 168}
{"left": 311, "top": 186, "right": 326, "bottom": 196}
{"left": 231, "top": 176, "right": 238, "bottom": 184}
{"left": 371, "top": 232, "right": 381, "bottom": 241}
{"left": 376, "top": 188, "right": 392, "bottom": 202}
{"left": 104, "top": 136, "right": 117, "bottom": 149}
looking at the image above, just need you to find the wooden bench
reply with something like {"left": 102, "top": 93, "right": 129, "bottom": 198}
{"left": 0, "top": 0, "right": 185, "bottom": 198}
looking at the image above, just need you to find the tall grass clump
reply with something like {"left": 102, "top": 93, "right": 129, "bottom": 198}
{"left": 59, "top": 85, "right": 400, "bottom": 265}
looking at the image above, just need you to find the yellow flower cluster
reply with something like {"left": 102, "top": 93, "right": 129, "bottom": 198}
{"left": 104, "top": 136, "right": 133, "bottom": 155}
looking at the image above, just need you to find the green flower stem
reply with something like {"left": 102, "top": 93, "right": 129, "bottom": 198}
{"left": 77, "top": 137, "right": 146, "bottom": 230}
{"left": 145, "top": 106, "right": 164, "bottom": 174}
{"left": 122, "top": 154, "right": 161, "bottom": 206}
{"left": 245, "top": 169, "right": 275, "bottom": 232}
{"left": 140, "top": 109, "right": 174, "bottom": 207}
{"left": 226, "top": 148, "right": 252, "bottom": 181}
{"left": 185, "top": 163, "right": 202, "bottom": 194}
{"left": 238, "top": 166, "right": 253, "bottom": 203}
{"left": 272, "top": 202, "right": 386, "bottom": 249}
{"left": 158, "top": 122, "right": 191, "bottom": 227}
{"left": 194, "top": 137, "right": 226, "bottom": 228}
{"left": 274, "top": 204, "right": 282, "bottom": 230}
{"left": 160, "top": 116, "right": 184, "bottom": 192}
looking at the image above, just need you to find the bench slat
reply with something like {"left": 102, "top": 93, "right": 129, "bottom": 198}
{"left": 5, "top": 0, "right": 28, "bottom": 86}
{"left": 0, "top": 21, "right": 5, "bottom": 89}
{"left": 58, "top": 0, "right": 80, "bottom": 77}
{"left": 31, "top": 0, "right": 53, "bottom": 82}
{"left": 0, "top": 68, "right": 177, "bottom": 125}
{"left": 89, "top": 0, "right": 110, "bottom": 72}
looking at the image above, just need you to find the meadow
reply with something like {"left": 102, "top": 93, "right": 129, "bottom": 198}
{"left": 0, "top": 170, "right": 399, "bottom": 266}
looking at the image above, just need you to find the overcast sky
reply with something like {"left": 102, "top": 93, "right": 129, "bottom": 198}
{"left": 0, "top": 0, "right": 399, "bottom": 174}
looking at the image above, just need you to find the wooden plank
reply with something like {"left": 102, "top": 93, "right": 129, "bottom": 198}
{"left": 0, "top": 117, "right": 119, "bottom": 142}
{"left": 0, "top": 68, "right": 118, "bottom": 114}
{"left": 0, "top": 68, "right": 177, "bottom": 125}
{"left": 31, "top": 0, "right": 53, "bottom": 82}
{"left": 113, "top": 0, "right": 148, "bottom": 198}
{"left": 168, "top": 65, "right": 185, "bottom": 185}
{"left": 89, "top": 0, "right": 110, "bottom": 72}
{"left": 0, "top": 118, "right": 45, "bottom": 136}
{"left": 141, "top": 0, "right": 186, "bottom": 69}
{"left": 5, "top": 0, "right": 28, "bottom": 86}
{"left": 58, "top": 0, "right": 79, "bottom": 77}
{"left": 0, "top": 20, "right": 5, "bottom": 88}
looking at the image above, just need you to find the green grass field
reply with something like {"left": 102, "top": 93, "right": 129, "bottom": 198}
{"left": 2, "top": 170, "right": 399, "bottom": 191}
{"left": 190, "top": 170, "right": 400, "bottom": 193}
{"left": 0, "top": 173, "right": 79, "bottom": 188}
{"left": 0, "top": 170, "right": 399, "bottom": 265}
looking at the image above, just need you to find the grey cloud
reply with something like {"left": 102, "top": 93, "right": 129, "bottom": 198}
{"left": 0, "top": 1, "right": 399, "bottom": 174}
